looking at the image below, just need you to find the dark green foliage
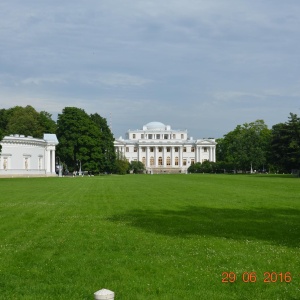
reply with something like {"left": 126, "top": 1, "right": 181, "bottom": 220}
{"left": 0, "top": 106, "right": 56, "bottom": 138}
{"left": 90, "top": 113, "right": 116, "bottom": 173}
{"left": 270, "top": 113, "right": 300, "bottom": 172}
{"left": 56, "top": 107, "right": 102, "bottom": 173}
{"left": 216, "top": 120, "right": 271, "bottom": 172}
{"left": 188, "top": 161, "right": 217, "bottom": 173}
{"left": 114, "top": 151, "right": 130, "bottom": 174}
{"left": 130, "top": 160, "right": 145, "bottom": 174}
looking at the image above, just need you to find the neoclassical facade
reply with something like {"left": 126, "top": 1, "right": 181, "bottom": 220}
{"left": 114, "top": 122, "right": 216, "bottom": 173}
{"left": 0, "top": 134, "right": 59, "bottom": 177}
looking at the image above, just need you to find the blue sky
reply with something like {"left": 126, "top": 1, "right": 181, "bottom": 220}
{"left": 0, "top": 0, "right": 299, "bottom": 139}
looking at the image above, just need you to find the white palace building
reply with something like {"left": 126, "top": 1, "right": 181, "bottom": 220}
{"left": 0, "top": 134, "right": 59, "bottom": 177}
{"left": 114, "top": 122, "right": 217, "bottom": 174}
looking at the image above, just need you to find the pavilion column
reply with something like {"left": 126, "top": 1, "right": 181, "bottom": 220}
{"left": 46, "top": 149, "right": 51, "bottom": 173}
{"left": 51, "top": 149, "right": 55, "bottom": 174}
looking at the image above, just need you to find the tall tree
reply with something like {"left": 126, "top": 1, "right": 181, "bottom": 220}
{"left": 56, "top": 107, "right": 102, "bottom": 173}
{"left": 270, "top": 113, "right": 300, "bottom": 172}
{"left": 90, "top": 113, "right": 116, "bottom": 173}
{"left": 217, "top": 120, "right": 271, "bottom": 172}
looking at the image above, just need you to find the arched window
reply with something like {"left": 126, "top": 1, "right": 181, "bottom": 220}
{"left": 158, "top": 157, "right": 163, "bottom": 166}
{"left": 150, "top": 157, "right": 154, "bottom": 166}
{"left": 167, "top": 156, "right": 171, "bottom": 166}
{"left": 142, "top": 157, "right": 146, "bottom": 165}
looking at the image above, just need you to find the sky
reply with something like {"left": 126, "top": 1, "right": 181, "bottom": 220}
{"left": 0, "top": 0, "right": 300, "bottom": 139}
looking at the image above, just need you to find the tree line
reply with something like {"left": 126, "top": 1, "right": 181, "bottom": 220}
{"left": 1, "top": 106, "right": 299, "bottom": 174}
{"left": 189, "top": 113, "right": 300, "bottom": 174}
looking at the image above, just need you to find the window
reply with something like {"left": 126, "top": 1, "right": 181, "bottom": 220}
{"left": 141, "top": 134, "right": 144, "bottom": 139}
{"left": 167, "top": 157, "right": 171, "bottom": 166}
{"left": 158, "top": 157, "right": 163, "bottom": 166}
{"left": 126, "top": 147, "right": 129, "bottom": 152}
{"left": 183, "top": 147, "right": 186, "bottom": 152}
{"left": 158, "top": 147, "right": 162, "bottom": 152}
{"left": 175, "top": 157, "right": 179, "bottom": 166}
{"left": 167, "top": 147, "right": 170, "bottom": 152}
{"left": 164, "top": 134, "right": 168, "bottom": 139}
{"left": 175, "top": 147, "right": 179, "bottom": 152}
{"left": 191, "top": 147, "right": 195, "bottom": 152}
{"left": 150, "top": 147, "right": 154, "bottom": 152}
{"left": 142, "top": 157, "right": 146, "bottom": 165}
{"left": 150, "top": 157, "right": 154, "bottom": 166}
{"left": 156, "top": 134, "right": 160, "bottom": 139}
{"left": 181, "top": 134, "right": 184, "bottom": 139}
{"left": 191, "top": 159, "right": 195, "bottom": 165}
{"left": 142, "top": 147, "right": 146, "bottom": 152}
{"left": 203, "top": 147, "right": 208, "bottom": 152}
{"left": 148, "top": 134, "right": 153, "bottom": 139}
{"left": 173, "top": 134, "right": 176, "bottom": 139}
{"left": 133, "top": 134, "right": 136, "bottom": 139}
{"left": 183, "top": 159, "right": 187, "bottom": 166}
{"left": 134, "top": 147, "right": 137, "bottom": 152}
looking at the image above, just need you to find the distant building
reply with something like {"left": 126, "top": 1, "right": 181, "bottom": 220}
{"left": 0, "top": 134, "right": 59, "bottom": 177}
{"left": 114, "top": 121, "right": 216, "bottom": 174}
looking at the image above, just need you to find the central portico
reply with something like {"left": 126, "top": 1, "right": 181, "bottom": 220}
{"left": 114, "top": 122, "right": 216, "bottom": 173}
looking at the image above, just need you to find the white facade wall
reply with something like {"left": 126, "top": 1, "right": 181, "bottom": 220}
{"left": 114, "top": 122, "right": 217, "bottom": 173}
{"left": 0, "top": 134, "right": 58, "bottom": 176}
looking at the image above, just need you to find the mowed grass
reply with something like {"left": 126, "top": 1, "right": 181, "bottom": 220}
{"left": 0, "top": 174, "right": 299, "bottom": 299}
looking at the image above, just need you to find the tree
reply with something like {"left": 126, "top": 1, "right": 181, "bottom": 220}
{"left": 90, "top": 113, "right": 116, "bottom": 173}
{"left": 114, "top": 151, "right": 130, "bottom": 175}
{"left": 130, "top": 161, "right": 145, "bottom": 174}
{"left": 216, "top": 120, "right": 271, "bottom": 172}
{"left": 270, "top": 113, "right": 300, "bottom": 172}
{"left": 0, "top": 106, "right": 56, "bottom": 138}
{"left": 56, "top": 107, "right": 102, "bottom": 173}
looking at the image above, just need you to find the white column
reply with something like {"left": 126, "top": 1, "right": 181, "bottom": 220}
{"left": 52, "top": 150, "right": 55, "bottom": 173}
{"left": 199, "top": 146, "right": 202, "bottom": 163}
{"left": 154, "top": 146, "right": 158, "bottom": 167}
{"left": 146, "top": 147, "right": 150, "bottom": 167}
{"left": 209, "top": 147, "right": 212, "bottom": 162}
{"left": 47, "top": 148, "right": 51, "bottom": 173}
{"left": 179, "top": 146, "right": 183, "bottom": 167}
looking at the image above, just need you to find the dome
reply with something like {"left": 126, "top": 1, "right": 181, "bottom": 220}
{"left": 144, "top": 121, "right": 166, "bottom": 130}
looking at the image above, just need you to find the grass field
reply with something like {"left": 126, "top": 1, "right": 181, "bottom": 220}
{"left": 0, "top": 174, "right": 299, "bottom": 299}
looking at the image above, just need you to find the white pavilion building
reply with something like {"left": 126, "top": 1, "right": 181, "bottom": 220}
{"left": 114, "top": 122, "right": 217, "bottom": 174}
{"left": 0, "top": 134, "right": 59, "bottom": 177}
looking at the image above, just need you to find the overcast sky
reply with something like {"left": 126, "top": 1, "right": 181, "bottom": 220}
{"left": 1, "top": 1, "right": 299, "bottom": 139}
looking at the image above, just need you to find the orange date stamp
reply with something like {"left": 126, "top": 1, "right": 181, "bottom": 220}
{"left": 222, "top": 272, "right": 293, "bottom": 283}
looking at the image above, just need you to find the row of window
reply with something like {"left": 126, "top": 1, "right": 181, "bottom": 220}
{"left": 125, "top": 146, "right": 209, "bottom": 153}
{"left": 140, "top": 157, "right": 195, "bottom": 166}
{"left": 132, "top": 133, "right": 186, "bottom": 140}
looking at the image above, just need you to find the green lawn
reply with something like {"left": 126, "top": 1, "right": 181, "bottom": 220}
{"left": 0, "top": 174, "right": 299, "bottom": 299}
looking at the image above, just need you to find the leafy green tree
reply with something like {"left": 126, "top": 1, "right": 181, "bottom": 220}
{"left": 270, "top": 113, "right": 300, "bottom": 172}
{"left": 90, "top": 113, "right": 116, "bottom": 173}
{"left": 130, "top": 161, "right": 145, "bottom": 174}
{"left": 217, "top": 120, "right": 271, "bottom": 172}
{"left": 0, "top": 106, "right": 56, "bottom": 138}
{"left": 114, "top": 151, "right": 130, "bottom": 175}
{"left": 56, "top": 107, "right": 102, "bottom": 173}
{"left": 38, "top": 111, "right": 57, "bottom": 134}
